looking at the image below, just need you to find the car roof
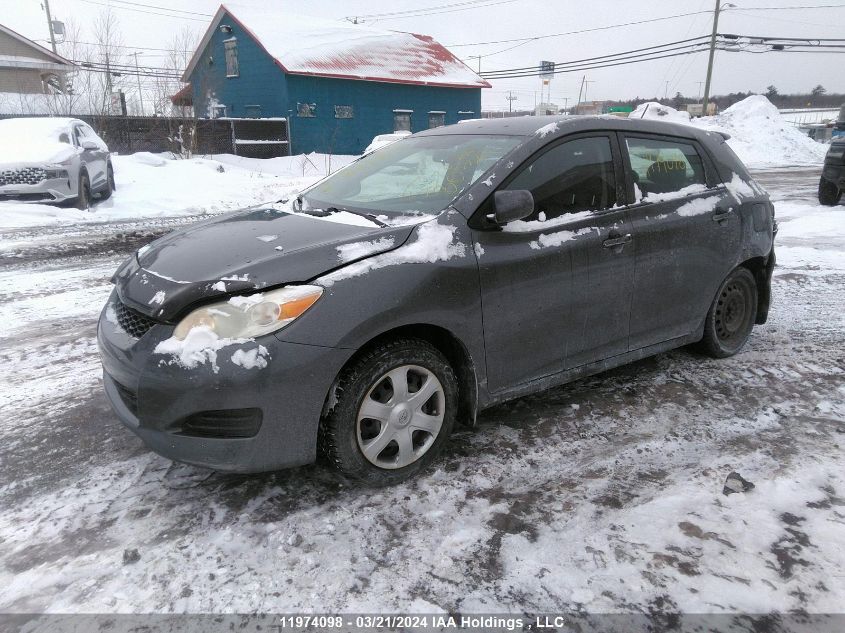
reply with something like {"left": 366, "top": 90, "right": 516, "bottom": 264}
{"left": 415, "top": 114, "right": 723, "bottom": 144}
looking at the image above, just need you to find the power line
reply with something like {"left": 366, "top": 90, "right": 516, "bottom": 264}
{"left": 347, "top": 0, "right": 516, "bottom": 22}
{"left": 480, "top": 36, "right": 712, "bottom": 77}
{"left": 76, "top": 0, "right": 210, "bottom": 21}
{"left": 448, "top": 10, "right": 714, "bottom": 48}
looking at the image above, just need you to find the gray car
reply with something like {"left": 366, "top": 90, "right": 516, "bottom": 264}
{"left": 98, "top": 116, "right": 775, "bottom": 485}
{"left": 0, "top": 117, "right": 114, "bottom": 209}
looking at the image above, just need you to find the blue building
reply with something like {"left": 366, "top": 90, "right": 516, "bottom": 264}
{"left": 182, "top": 5, "right": 489, "bottom": 155}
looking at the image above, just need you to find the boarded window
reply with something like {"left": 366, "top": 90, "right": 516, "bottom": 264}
{"left": 335, "top": 105, "right": 354, "bottom": 119}
{"left": 393, "top": 111, "right": 412, "bottom": 132}
{"left": 224, "top": 39, "right": 239, "bottom": 77}
{"left": 428, "top": 112, "right": 445, "bottom": 128}
{"left": 297, "top": 103, "right": 316, "bottom": 117}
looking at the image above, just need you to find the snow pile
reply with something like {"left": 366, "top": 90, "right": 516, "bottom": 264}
{"left": 691, "top": 95, "right": 828, "bottom": 168}
{"left": 319, "top": 219, "right": 464, "bottom": 286}
{"left": 630, "top": 102, "right": 691, "bottom": 124}
{"left": 0, "top": 152, "right": 354, "bottom": 230}
{"left": 364, "top": 132, "right": 410, "bottom": 154}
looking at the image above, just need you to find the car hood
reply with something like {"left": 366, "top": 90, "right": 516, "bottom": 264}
{"left": 0, "top": 142, "right": 77, "bottom": 168}
{"left": 114, "top": 204, "right": 415, "bottom": 321}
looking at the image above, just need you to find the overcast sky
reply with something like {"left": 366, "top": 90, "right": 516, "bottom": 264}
{"left": 5, "top": 0, "right": 844, "bottom": 111}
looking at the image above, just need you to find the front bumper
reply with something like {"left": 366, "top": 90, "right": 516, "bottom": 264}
{"left": 97, "top": 292, "right": 354, "bottom": 473}
{"left": 0, "top": 177, "right": 75, "bottom": 203}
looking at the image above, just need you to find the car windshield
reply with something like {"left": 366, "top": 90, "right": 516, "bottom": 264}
{"left": 302, "top": 134, "right": 523, "bottom": 214}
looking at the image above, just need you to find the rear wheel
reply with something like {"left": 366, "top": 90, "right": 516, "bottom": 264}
{"left": 75, "top": 172, "right": 90, "bottom": 210}
{"left": 818, "top": 177, "right": 841, "bottom": 206}
{"left": 319, "top": 339, "right": 458, "bottom": 485}
{"left": 698, "top": 267, "right": 758, "bottom": 358}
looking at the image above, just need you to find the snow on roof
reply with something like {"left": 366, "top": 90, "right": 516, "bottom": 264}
{"left": 184, "top": 4, "right": 489, "bottom": 89}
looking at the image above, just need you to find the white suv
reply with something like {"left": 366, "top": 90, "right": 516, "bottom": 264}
{"left": 0, "top": 117, "right": 114, "bottom": 209}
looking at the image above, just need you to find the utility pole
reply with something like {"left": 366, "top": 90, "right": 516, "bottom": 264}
{"left": 664, "top": 81, "right": 670, "bottom": 100}
{"left": 133, "top": 52, "right": 144, "bottom": 115}
{"left": 43, "top": 0, "right": 57, "bottom": 53}
{"left": 702, "top": 0, "right": 722, "bottom": 115}
{"left": 696, "top": 81, "right": 705, "bottom": 100}
{"left": 506, "top": 91, "right": 518, "bottom": 113}
{"left": 575, "top": 75, "right": 586, "bottom": 114}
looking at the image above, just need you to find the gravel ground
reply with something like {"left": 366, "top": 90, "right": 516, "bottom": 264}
{"left": 0, "top": 167, "right": 843, "bottom": 615}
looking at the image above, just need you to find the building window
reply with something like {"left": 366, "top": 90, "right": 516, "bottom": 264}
{"left": 335, "top": 105, "right": 354, "bottom": 119}
{"left": 297, "top": 103, "right": 316, "bottom": 118}
{"left": 393, "top": 109, "right": 412, "bottom": 132}
{"left": 428, "top": 111, "right": 445, "bottom": 128}
{"left": 245, "top": 105, "right": 262, "bottom": 118}
{"left": 212, "top": 104, "right": 227, "bottom": 118}
{"left": 224, "top": 39, "right": 239, "bottom": 77}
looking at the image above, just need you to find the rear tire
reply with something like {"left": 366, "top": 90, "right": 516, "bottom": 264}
{"left": 818, "top": 177, "right": 841, "bottom": 206}
{"left": 319, "top": 339, "right": 458, "bottom": 486}
{"left": 75, "top": 172, "right": 90, "bottom": 210}
{"left": 698, "top": 267, "right": 758, "bottom": 358}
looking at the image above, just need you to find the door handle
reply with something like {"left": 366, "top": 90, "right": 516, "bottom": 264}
{"left": 712, "top": 209, "right": 732, "bottom": 224}
{"left": 602, "top": 233, "right": 632, "bottom": 248}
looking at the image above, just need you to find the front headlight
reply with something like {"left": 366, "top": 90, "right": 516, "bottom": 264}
{"left": 172, "top": 285, "right": 323, "bottom": 341}
{"left": 44, "top": 168, "right": 69, "bottom": 179}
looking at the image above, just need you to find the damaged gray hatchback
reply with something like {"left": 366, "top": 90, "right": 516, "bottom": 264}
{"left": 98, "top": 116, "right": 776, "bottom": 485}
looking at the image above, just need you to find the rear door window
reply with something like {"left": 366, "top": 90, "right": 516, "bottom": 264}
{"left": 502, "top": 136, "right": 617, "bottom": 221}
{"left": 624, "top": 136, "right": 707, "bottom": 198}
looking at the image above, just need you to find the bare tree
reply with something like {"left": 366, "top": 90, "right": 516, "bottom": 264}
{"left": 83, "top": 9, "right": 128, "bottom": 116}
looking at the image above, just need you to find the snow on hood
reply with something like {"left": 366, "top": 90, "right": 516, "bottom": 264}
{"left": 114, "top": 205, "right": 417, "bottom": 321}
{"left": 0, "top": 117, "right": 78, "bottom": 166}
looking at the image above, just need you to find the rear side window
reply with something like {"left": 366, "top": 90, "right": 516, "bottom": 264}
{"left": 503, "top": 136, "right": 617, "bottom": 221}
{"left": 625, "top": 137, "right": 706, "bottom": 196}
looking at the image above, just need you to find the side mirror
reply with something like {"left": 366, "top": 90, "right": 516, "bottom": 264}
{"left": 81, "top": 140, "right": 99, "bottom": 150}
{"left": 488, "top": 190, "right": 534, "bottom": 225}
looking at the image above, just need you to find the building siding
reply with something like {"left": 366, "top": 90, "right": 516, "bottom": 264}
{"left": 189, "top": 10, "right": 482, "bottom": 155}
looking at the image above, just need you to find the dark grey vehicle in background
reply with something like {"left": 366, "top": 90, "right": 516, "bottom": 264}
{"left": 98, "top": 116, "right": 776, "bottom": 484}
{"left": 818, "top": 136, "right": 844, "bottom": 206}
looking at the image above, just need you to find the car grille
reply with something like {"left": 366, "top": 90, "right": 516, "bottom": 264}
{"left": 114, "top": 300, "right": 158, "bottom": 338}
{"left": 0, "top": 167, "right": 47, "bottom": 186}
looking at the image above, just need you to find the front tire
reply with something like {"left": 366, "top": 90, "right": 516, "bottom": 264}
{"left": 319, "top": 339, "right": 458, "bottom": 485}
{"left": 99, "top": 164, "right": 115, "bottom": 200}
{"left": 698, "top": 267, "right": 758, "bottom": 358}
{"left": 75, "top": 172, "right": 90, "bottom": 210}
{"left": 818, "top": 177, "right": 841, "bottom": 206}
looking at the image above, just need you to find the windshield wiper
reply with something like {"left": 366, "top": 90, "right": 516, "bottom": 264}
{"left": 301, "top": 205, "right": 387, "bottom": 227}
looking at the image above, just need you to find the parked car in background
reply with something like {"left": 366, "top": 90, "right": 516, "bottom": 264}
{"left": 819, "top": 136, "right": 845, "bottom": 206}
{"left": 364, "top": 131, "right": 411, "bottom": 154}
{"left": 99, "top": 116, "right": 775, "bottom": 485}
{"left": 0, "top": 117, "right": 114, "bottom": 209}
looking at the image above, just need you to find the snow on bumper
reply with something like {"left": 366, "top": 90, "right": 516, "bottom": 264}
{"left": 97, "top": 293, "right": 354, "bottom": 473}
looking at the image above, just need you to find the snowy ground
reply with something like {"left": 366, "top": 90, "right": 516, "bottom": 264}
{"left": 0, "top": 153, "right": 843, "bottom": 615}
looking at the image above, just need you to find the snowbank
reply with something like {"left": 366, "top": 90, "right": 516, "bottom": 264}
{"left": 690, "top": 95, "right": 828, "bottom": 168}
{"left": 0, "top": 152, "right": 355, "bottom": 229}
{"left": 630, "top": 102, "right": 691, "bottom": 124}
{"left": 627, "top": 96, "right": 828, "bottom": 168}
